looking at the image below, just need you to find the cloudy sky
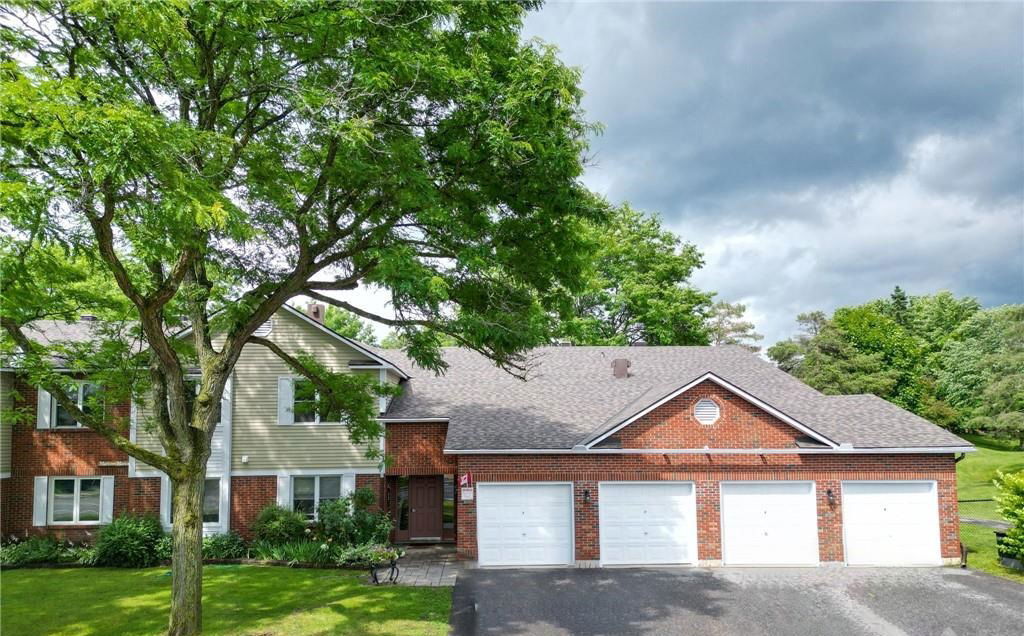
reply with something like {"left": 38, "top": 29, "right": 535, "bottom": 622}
{"left": 522, "top": 0, "right": 1023, "bottom": 345}
{"left": 345, "top": 1, "right": 1023, "bottom": 346}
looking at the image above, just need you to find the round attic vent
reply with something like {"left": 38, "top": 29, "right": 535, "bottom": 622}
{"left": 694, "top": 398, "right": 720, "bottom": 425}
{"left": 253, "top": 319, "right": 274, "bottom": 337}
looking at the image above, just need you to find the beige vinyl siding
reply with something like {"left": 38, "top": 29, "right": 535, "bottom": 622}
{"left": 132, "top": 397, "right": 166, "bottom": 472}
{"left": 0, "top": 372, "right": 13, "bottom": 474}
{"left": 231, "top": 309, "right": 378, "bottom": 471}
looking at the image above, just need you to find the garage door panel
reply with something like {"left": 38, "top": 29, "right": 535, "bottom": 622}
{"left": 843, "top": 481, "right": 941, "bottom": 566}
{"left": 477, "top": 484, "right": 573, "bottom": 566}
{"left": 599, "top": 482, "right": 697, "bottom": 566}
{"left": 721, "top": 481, "right": 819, "bottom": 565}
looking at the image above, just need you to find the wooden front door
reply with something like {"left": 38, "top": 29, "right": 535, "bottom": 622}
{"left": 409, "top": 476, "right": 443, "bottom": 539}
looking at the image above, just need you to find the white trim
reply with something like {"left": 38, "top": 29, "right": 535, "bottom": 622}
{"left": 476, "top": 481, "right": 575, "bottom": 567}
{"left": 719, "top": 480, "right": 819, "bottom": 567}
{"left": 585, "top": 372, "right": 839, "bottom": 449}
{"left": 597, "top": 480, "right": 699, "bottom": 567}
{"left": 443, "top": 446, "right": 975, "bottom": 455}
{"left": 0, "top": 472, "right": 10, "bottom": 479}
{"left": 47, "top": 476, "right": 107, "bottom": 526}
{"left": 230, "top": 467, "right": 380, "bottom": 477}
{"left": 128, "top": 400, "right": 138, "bottom": 477}
{"left": 160, "top": 474, "right": 227, "bottom": 535}
{"left": 378, "top": 368, "right": 388, "bottom": 415}
{"left": 840, "top": 479, "right": 942, "bottom": 567}
{"left": 288, "top": 473, "right": 356, "bottom": 520}
{"left": 378, "top": 417, "right": 449, "bottom": 423}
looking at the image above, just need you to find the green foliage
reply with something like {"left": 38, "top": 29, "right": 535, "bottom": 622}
{"left": 155, "top": 535, "right": 172, "bottom": 562}
{"left": 335, "top": 543, "right": 403, "bottom": 566}
{"left": 558, "top": 204, "right": 713, "bottom": 345}
{"left": 249, "top": 540, "right": 335, "bottom": 565}
{"left": 251, "top": 505, "right": 308, "bottom": 545}
{"left": 0, "top": 537, "right": 60, "bottom": 566}
{"left": 203, "top": 532, "right": 247, "bottom": 560}
{"left": 319, "top": 305, "right": 377, "bottom": 345}
{"left": 769, "top": 289, "right": 1005, "bottom": 423}
{"left": 706, "top": 301, "right": 764, "bottom": 352}
{"left": 994, "top": 471, "right": 1024, "bottom": 559}
{"left": 95, "top": 515, "right": 165, "bottom": 568}
{"left": 315, "top": 488, "right": 393, "bottom": 547}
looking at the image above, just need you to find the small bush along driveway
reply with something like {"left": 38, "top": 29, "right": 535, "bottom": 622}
{"left": 1, "top": 565, "right": 451, "bottom": 636}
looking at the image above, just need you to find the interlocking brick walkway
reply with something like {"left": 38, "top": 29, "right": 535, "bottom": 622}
{"left": 394, "top": 545, "right": 461, "bottom": 587}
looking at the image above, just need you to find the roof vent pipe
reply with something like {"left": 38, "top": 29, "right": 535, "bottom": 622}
{"left": 611, "top": 358, "right": 631, "bottom": 379}
{"left": 306, "top": 303, "right": 326, "bottom": 324}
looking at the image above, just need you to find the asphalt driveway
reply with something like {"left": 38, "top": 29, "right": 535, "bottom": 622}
{"left": 449, "top": 567, "right": 1023, "bottom": 636}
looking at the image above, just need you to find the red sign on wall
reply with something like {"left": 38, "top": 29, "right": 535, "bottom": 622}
{"left": 458, "top": 472, "right": 473, "bottom": 487}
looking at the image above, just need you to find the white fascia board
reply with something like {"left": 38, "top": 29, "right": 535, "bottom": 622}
{"left": 443, "top": 446, "right": 975, "bottom": 455}
{"left": 583, "top": 372, "right": 838, "bottom": 450}
{"left": 377, "top": 417, "right": 449, "bottom": 423}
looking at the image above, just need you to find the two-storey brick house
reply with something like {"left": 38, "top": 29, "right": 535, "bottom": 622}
{"left": 1, "top": 304, "right": 974, "bottom": 567}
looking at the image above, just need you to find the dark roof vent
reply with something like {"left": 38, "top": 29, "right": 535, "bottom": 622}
{"left": 611, "top": 358, "right": 631, "bottom": 379}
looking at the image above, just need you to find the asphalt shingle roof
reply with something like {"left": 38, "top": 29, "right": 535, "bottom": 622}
{"left": 384, "top": 345, "right": 972, "bottom": 451}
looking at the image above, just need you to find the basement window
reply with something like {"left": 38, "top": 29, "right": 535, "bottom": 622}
{"left": 694, "top": 398, "right": 721, "bottom": 425}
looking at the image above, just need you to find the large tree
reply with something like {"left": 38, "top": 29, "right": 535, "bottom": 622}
{"left": 0, "top": 1, "right": 602, "bottom": 633}
{"left": 319, "top": 303, "right": 377, "bottom": 345}
{"left": 557, "top": 204, "right": 713, "bottom": 345}
{"left": 705, "top": 300, "right": 763, "bottom": 352}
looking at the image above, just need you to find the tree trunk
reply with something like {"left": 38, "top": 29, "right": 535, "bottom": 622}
{"left": 168, "top": 472, "right": 205, "bottom": 636}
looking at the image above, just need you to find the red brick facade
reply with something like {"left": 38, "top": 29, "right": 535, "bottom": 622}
{"left": 613, "top": 380, "right": 804, "bottom": 449}
{"left": 385, "top": 422, "right": 458, "bottom": 475}
{"left": 229, "top": 476, "right": 277, "bottom": 540}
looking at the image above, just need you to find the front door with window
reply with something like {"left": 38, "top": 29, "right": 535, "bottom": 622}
{"left": 409, "top": 476, "right": 443, "bottom": 540}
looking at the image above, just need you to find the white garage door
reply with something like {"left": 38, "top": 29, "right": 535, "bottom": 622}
{"left": 599, "top": 482, "right": 697, "bottom": 565}
{"left": 476, "top": 483, "right": 573, "bottom": 566}
{"left": 721, "top": 482, "right": 819, "bottom": 565}
{"left": 843, "top": 481, "right": 941, "bottom": 566}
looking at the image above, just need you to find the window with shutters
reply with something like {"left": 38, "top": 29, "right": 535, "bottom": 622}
{"left": 693, "top": 398, "right": 721, "bottom": 425}
{"left": 53, "top": 382, "right": 101, "bottom": 428}
{"left": 50, "top": 477, "right": 102, "bottom": 524}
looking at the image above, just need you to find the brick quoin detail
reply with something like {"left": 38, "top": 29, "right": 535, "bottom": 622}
{"left": 455, "top": 453, "right": 960, "bottom": 562}
{"left": 612, "top": 381, "right": 804, "bottom": 449}
{"left": 385, "top": 422, "right": 457, "bottom": 475}
{"left": 230, "top": 476, "right": 277, "bottom": 540}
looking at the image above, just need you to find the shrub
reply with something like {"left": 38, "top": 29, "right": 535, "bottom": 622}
{"left": 335, "top": 543, "right": 403, "bottom": 567}
{"left": 994, "top": 470, "right": 1024, "bottom": 559}
{"left": 155, "top": 535, "right": 173, "bottom": 561}
{"left": 95, "top": 515, "right": 165, "bottom": 568}
{"left": 203, "top": 532, "right": 247, "bottom": 559}
{"left": 250, "top": 539, "right": 335, "bottom": 565}
{"left": 0, "top": 537, "right": 61, "bottom": 566}
{"left": 251, "top": 505, "right": 307, "bottom": 544}
{"left": 316, "top": 488, "right": 392, "bottom": 547}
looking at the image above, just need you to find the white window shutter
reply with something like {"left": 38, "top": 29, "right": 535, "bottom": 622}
{"left": 36, "top": 388, "right": 51, "bottom": 429}
{"left": 100, "top": 476, "right": 115, "bottom": 523}
{"left": 342, "top": 473, "right": 356, "bottom": 497}
{"left": 277, "top": 377, "right": 294, "bottom": 425}
{"left": 32, "top": 476, "right": 48, "bottom": 525}
{"left": 276, "top": 475, "right": 291, "bottom": 508}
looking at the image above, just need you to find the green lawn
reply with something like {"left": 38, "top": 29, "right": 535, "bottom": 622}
{"left": 0, "top": 565, "right": 451, "bottom": 636}
{"left": 957, "top": 434, "right": 1024, "bottom": 583}
{"left": 957, "top": 433, "right": 1024, "bottom": 520}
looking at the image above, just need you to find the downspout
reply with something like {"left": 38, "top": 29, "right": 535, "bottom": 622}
{"left": 955, "top": 453, "right": 967, "bottom": 463}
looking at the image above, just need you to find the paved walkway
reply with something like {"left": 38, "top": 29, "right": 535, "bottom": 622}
{"left": 393, "top": 545, "right": 461, "bottom": 587}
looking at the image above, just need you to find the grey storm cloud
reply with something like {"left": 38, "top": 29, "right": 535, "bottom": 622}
{"left": 523, "top": 1, "right": 1024, "bottom": 345}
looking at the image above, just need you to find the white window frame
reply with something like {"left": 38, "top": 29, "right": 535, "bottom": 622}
{"left": 48, "top": 476, "right": 103, "bottom": 525}
{"left": 52, "top": 382, "right": 101, "bottom": 429}
{"left": 291, "top": 475, "right": 347, "bottom": 520}
{"left": 285, "top": 377, "right": 350, "bottom": 426}
{"left": 160, "top": 475, "right": 226, "bottom": 534}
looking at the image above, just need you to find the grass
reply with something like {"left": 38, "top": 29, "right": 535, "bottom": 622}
{"left": 956, "top": 434, "right": 1024, "bottom": 583}
{"left": 960, "top": 522, "right": 1024, "bottom": 584}
{"left": 0, "top": 565, "right": 451, "bottom": 636}
{"left": 956, "top": 434, "right": 1024, "bottom": 520}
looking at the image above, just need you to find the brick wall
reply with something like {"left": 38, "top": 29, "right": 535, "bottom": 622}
{"left": 614, "top": 380, "right": 803, "bottom": 449}
{"left": 230, "top": 476, "right": 277, "bottom": 540}
{"left": 356, "top": 474, "right": 385, "bottom": 512}
{"left": 455, "top": 453, "right": 960, "bottom": 562}
{"left": 385, "top": 422, "right": 457, "bottom": 475}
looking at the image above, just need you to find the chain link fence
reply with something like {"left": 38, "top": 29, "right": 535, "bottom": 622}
{"left": 959, "top": 498, "right": 1008, "bottom": 567}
